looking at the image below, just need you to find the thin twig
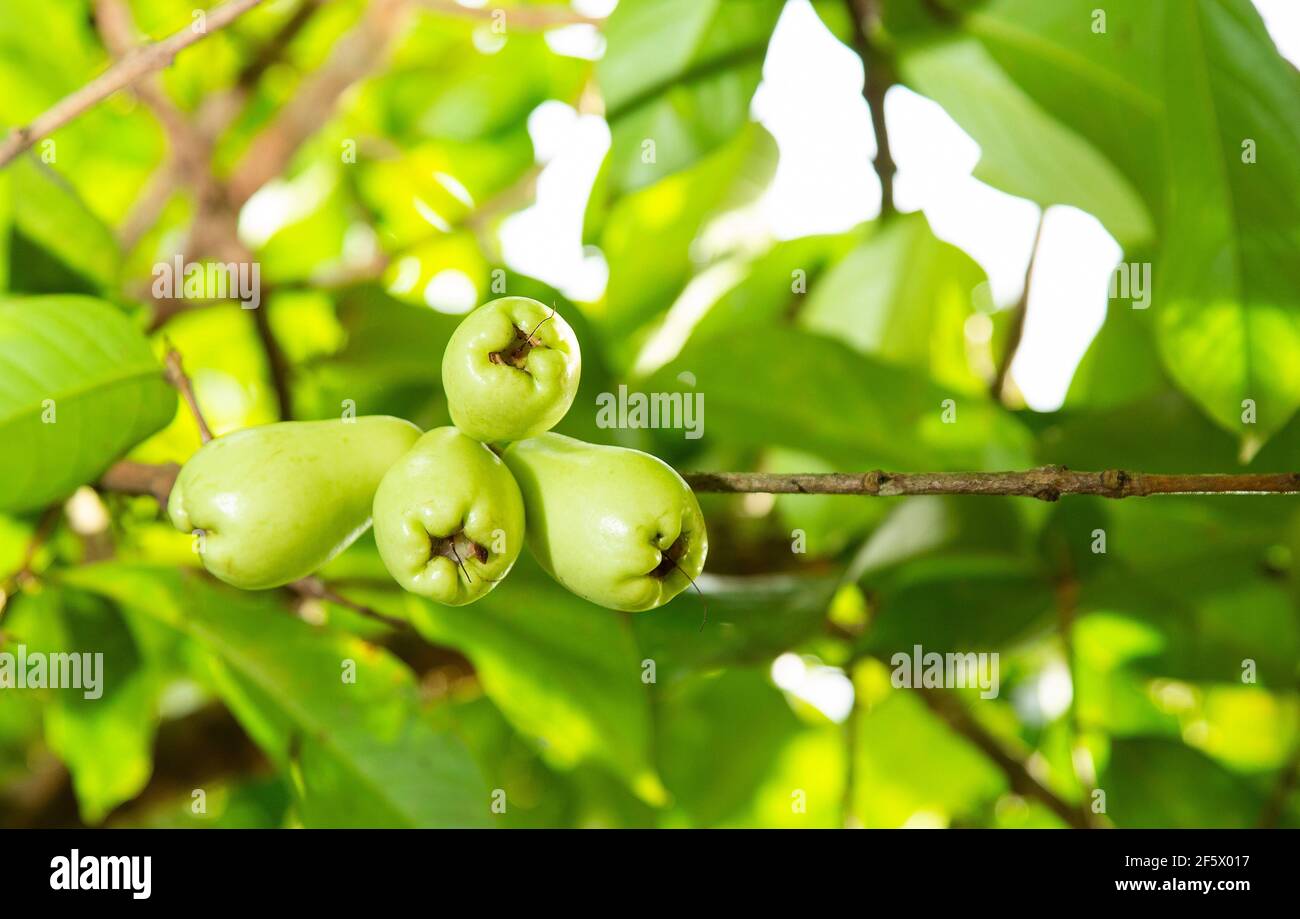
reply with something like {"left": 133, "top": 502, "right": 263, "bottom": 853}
{"left": 412, "top": 0, "right": 605, "bottom": 29}
{"left": 0, "top": 506, "right": 62, "bottom": 617}
{"left": 291, "top": 576, "right": 411, "bottom": 631}
{"left": 1055, "top": 573, "right": 1100, "bottom": 828}
{"left": 163, "top": 345, "right": 214, "bottom": 442}
{"left": 682, "top": 467, "right": 1300, "bottom": 500}
{"left": 991, "top": 211, "right": 1046, "bottom": 402}
{"left": 846, "top": 0, "right": 896, "bottom": 216}
{"left": 251, "top": 305, "right": 294, "bottom": 420}
{"left": 916, "top": 685, "right": 1092, "bottom": 829}
{"left": 98, "top": 461, "right": 182, "bottom": 506}
{"left": 0, "top": 0, "right": 267, "bottom": 167}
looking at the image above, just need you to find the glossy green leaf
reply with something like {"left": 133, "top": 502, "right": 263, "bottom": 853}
{"left": 1153, "top": 0, "right": 1300, "bottom": 446}
{"left": 63, "top": 564, "right": 490, "bottom": 828}
{"left": 899, "top": 34, "right": 1153, "bottom": 247}
{"left": 0, "top": 296, "right": 176, "bottom": 512}
{"left": 599, "top": 0, "right": 783, "bottom": 196}
{"left": 392, "top": 559, "right": 662, "bottom": 801}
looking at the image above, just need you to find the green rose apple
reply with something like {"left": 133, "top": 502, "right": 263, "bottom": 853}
{"left": 502, "top": 432, "right": 707, "bottom": 612}
{"left": 373, "top": 427, "right": 525, "bottom": 605}
{"left": 442, "top": 296, "right": 581, "bottom": 444}
{"left": 168, "top": 416, "right": 421, "bottom": 590}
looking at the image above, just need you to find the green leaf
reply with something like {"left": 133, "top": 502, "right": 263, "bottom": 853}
{"left": 799, "top": 212, "right": 992, "bottom": 392}
{"left": 899, "top": 34, "right": 1153, "bottom": 247}
{"left": 687, "top": 231, "right": 859, "bottom": 342}
{"left": 1152, "top": 0, "right": 1300, "bottom": 446}
{"left": 656, "top": 668, "right": 807, "bottom": 826}
{"left": 368, "top": 22, "right": 586, "bottom": 145}
{"left": 632, "top": 571, "right": 842, "bottom": 686}
{"left": 8, "top": 157, "right": 119, "bottom": 292}
{"left": 1034, "top": 390, "right": 1241, "bottom": 472}
{"left": 1103, "top": 737, "right": 1263, "bottom": 827}
{"left": 864, "top": 555, "right": 1055, "bottom": 654}
{"left": 643, "top": 325, "right": 1033, "bottom": 470}
{"left": 62, "top": 564, "right": 490, "bottom": 828}
{"left": 6, "top": 586, "right": 159, "bottom": 824}
{"left": 392, "top": 559, "right": 663, "bottom": 801}
{"left": 852, "top": 689, "right": 1008, "bottom": 827}
{"left": 966, "top": 0, "right": 1165, "bottom": 218}
{"left": 0, "top": 296, "right": 176, "bottom": 512}
{"left": 598, "top": 0, "right": 783, "bottom": 196}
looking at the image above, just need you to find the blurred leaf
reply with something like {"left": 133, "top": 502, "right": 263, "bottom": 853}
{"left": 1034, "top": 390, "right": 1241, "bottom": 472}
{"left": 657, "top": 668, "right": 806, "bottom": 826}
{"left": 799, "top": 212, "right": 991, "bottom": 392}
{"left": 864, "top": 555, "right": 1055, "bottom": 655}
{"left": 852, "top": 689, "right": 1008, "bottom": 827}
{"left": 371, "top": 21, "right": 586, "bottom": 144}
{"left": 633, "top": 571, "right": 841, "bottom": 685}
{"left": 392, "top": 558, "right": 662, "bottom": 800}
{"left": 688, "top": 231, "right": 858, "bottom": 342}
{"left": 644, "top": 325, "right": 1033, "bottom": 470}
{"left": 7, "top": 587, "right": 158, "bottom": 824}
{"left": 7, "top": 158, "right": 119, "bottom": 292}
{"left": 63, "top": 564, "right": 490, "bottom": 828}
{"left": 592, "top": 122, "right": 777, "bottom": 367}
{"left": 0, "top": 296, "right": 176, "bottom": 512}
{"left": 1103, "top": 736, "right": 1263, "bottom": 827}
{"left": 599, "top": 0, "right": 784, "bottom": 196}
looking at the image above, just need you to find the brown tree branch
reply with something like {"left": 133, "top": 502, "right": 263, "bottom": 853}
{"left": 991, "top": 211, "right": 1046, "bottom": 402}
{"left": 228, "top": 0, "right": 411, "bottom": 207}
{"left": 102, "top": 460, "right": 1300, "bottom": 509}
{"left": 0, "top": 0, "right": 267, "bottom": 168}
{"left": 683, "top": 467, "right": 1300, "bottom": 500}
{"left": 98, "top": 461, "right": 182, "bottom": 507}
{"left": 163, "top": 345, "right": 215, "bottom": 443}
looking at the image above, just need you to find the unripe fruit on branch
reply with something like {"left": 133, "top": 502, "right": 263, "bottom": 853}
{"left": 373, "top": 427, "right": 525, "bottom": 605}
{"left": 442, "top": 296, "right": 581, "bottom": 443}
{"left": 503, "top": 433, "right": 708, "bottom": 612}
{"left": 168, "top": 416, "right": 421, "bottom": 589}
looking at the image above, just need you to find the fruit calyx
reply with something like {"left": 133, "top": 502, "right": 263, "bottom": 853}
{"left": 650, "top": 532, "right": 690, "bottom": 580}
{"left": 430, "top": 530, "right": 489, "bottom": 574}
{"left": 489, "top": 325, "right": 545, "bottom": 370}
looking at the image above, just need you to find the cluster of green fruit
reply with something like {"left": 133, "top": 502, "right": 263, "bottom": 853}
{"left": 167, "top": 297, "right": 708, "bottom": 612}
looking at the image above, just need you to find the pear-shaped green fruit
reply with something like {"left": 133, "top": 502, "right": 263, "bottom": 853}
{"left": 502, "top": 433, "right": 707, "bottom": 611}
{"left": 442, "top": 296, "right": 581, "bottom": 443}
{"left": 168, "top": 416, "right": 421, "bottom": 590}
{"left": 373, "top": 427, "right": 525, "bottom": 605}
